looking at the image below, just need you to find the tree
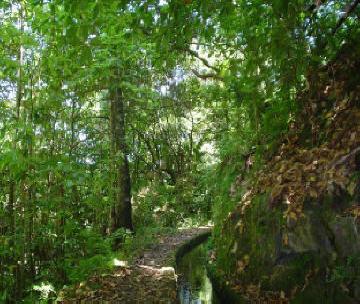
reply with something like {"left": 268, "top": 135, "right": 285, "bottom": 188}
{"left": 109, "top": 70, "right": 133, "bottom": 232}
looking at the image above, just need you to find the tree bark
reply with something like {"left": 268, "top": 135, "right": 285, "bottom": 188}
{"left": 109, "top": 74, "right": 133, "bottom": 233}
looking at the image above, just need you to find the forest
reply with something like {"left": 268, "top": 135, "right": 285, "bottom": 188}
{"left": 0, "top": 0, "right": 359, "bottom": 303}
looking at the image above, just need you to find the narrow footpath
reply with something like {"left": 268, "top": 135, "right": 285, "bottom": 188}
{"left": 60, "top": 227, "right": 211, "bottom": 304}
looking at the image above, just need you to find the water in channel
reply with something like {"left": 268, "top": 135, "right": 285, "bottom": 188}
{"left": 177, "top": 243, "right": 220, "bottom": 304}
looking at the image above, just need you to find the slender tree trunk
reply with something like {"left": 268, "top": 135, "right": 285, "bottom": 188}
{"left": 8, "top": 3, "right": 25, "bottom": 301}
{"left": 8, "top": 182, "right": 15, "bottom": 236}
{"left": 7, "top": 0, "right": 25, "bottom": 238}
{"left": 109, "top": 72, "right": 133, "bottom": 233}
{"left": 26, "top": 71, "right": 35, "bottom": 280}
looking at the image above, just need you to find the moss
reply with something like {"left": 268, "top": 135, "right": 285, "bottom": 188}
{"left": 206, "top": 262, "right": 247, "bottom": 304}
{"left": 239, "top": 195, "right": 282, "bottom": 279}
{"left": 292, "top": 274, "right": 358, "bottom": 304}
{"left": 213, "top": 192, "right": 286, "bottom": 283}
{"left": 264, "top": 253, "right": 315, "bottom": 292}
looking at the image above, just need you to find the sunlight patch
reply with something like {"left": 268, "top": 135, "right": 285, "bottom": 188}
{"left": 113, "top": 259, "right": 128, "bottom": 267}
{"left": 33, "top": 282, "right": 55, "bottom": 299}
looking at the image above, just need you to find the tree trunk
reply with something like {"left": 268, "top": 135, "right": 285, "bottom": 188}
{"left": 109, "top": 74, "right": 133, "bottom": 233}
{"left": 7, "top": 0, "right": 25, "bottom": 238}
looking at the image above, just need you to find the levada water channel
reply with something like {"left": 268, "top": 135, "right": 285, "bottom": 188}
{"left": 177, "top": 242, "right": 220, "bottom": 304}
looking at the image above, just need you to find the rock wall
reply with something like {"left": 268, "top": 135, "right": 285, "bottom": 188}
{"left": 214, "top": 37, "right": 360, "bottom": 303}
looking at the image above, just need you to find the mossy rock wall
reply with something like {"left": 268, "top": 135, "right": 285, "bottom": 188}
{"left": 213, "top": 38, "right": 360, "bottom": 303}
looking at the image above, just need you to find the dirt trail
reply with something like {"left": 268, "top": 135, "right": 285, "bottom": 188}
{"left": 61, "top": 227, "right": 211, "bottom": 304}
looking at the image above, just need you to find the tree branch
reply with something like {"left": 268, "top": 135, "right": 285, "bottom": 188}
{"left": 330, "top": 146, "right": 360, "bottom": 168}
{"left": 332, "top": 0, "right": 360, "bottom": 35}
{"left": 185, "top": 47, "right": 220, "bottom": 73}
{"left": 191, "top": 69, "right": 223, "bottom": 81}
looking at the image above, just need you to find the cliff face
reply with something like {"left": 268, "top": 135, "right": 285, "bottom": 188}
{"left": 214, "top": 38, "right": 360, "bottom": 303}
